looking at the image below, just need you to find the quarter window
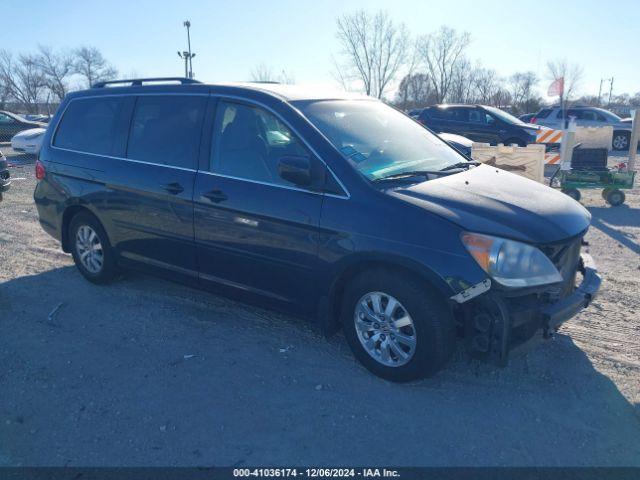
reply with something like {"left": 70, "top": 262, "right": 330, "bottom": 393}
{"left": 211, "top": 101, "right": 312, "bottom": 187}
{"left": 127, "top": 95, "right": 206, "bottom": 169}
{"left": 54, "top": 97, "right": 125, "bottom": 155}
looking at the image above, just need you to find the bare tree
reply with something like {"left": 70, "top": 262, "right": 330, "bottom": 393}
{"left": 417, "top": 26, "right": 470, "bottom": 103}
{"left": 250, "top": 63, "right": 276, "bottom": 82}
{"left": 546, "top": 58, "right": 583, "bottom": 104}
{"left": 250, "top": 64, "right": 295, "bottom": 84}
{"left": 0, "top": 50, "right": 46, "bottom": 113}
{"left": 335, "top": 10, "right": 410, "bottom": 98}
{"left": 508, "top": 71, "right": 539, "bottom": 114}
{"left": 35, "top": 46, "right": 74, "bottom": 102}
{"left": 395, "top": 72, "right": 437, "bottom": 110}
{"left": 447, "top": 58, "right": 478, "bottom": 104}
{"left": 74, "top": 46, "right": 117, "bottom": 88}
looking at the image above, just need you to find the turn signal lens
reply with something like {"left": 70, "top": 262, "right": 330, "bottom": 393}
{"left": 460, "top": 233, "right": 494, "bottom": 271}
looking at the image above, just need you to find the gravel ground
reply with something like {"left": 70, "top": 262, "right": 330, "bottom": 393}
{"left": 1, "top": 147, "right": 639, "bottom": 467}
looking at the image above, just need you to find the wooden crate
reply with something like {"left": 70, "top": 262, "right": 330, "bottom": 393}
{"left": 471, "top": 143, "right": 545, "bottom": 183}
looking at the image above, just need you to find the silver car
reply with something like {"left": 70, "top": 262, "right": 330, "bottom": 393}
{"left": 531, "top": 106, "right": 632, "bottom": 151}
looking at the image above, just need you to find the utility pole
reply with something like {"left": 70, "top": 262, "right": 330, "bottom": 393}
{"left": 177, "top": 20, "right": 196, "bottom": 79}
{"left": 597, "top": 77, "right": 613, "bottom": 107}
{"left": 608, "top": 77, "right": 614, "bottom": 106}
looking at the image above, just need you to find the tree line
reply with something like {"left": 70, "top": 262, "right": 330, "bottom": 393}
{"left": 332, "top": 10, "right": 640, "bottom": 115}
{"left": 0, "top": 46, "right": 117, "bottom": 114}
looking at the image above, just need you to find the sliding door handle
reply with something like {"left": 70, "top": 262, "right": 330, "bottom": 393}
{"left": 202, "top": 189, "right": 228, "bottom": 203}
{"left": 161, "top": 182, "right": 184, "bottom": 195}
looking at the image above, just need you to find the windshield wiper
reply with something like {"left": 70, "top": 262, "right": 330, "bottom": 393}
{"left": 440, "top": 161, "right": 480, "bottom": 171}
{"left": 372, "top": 169, "right": 459, "bottom": 183}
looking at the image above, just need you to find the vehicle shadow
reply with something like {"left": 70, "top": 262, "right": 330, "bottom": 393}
{"left": 588, "top": 205, "right": 640, "bottom": 254}
{"left": 1, "top": 266, "right": 639, "bottom": 467}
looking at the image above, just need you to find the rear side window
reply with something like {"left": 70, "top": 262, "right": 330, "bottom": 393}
{"left": 127, "top": 95, "right": 206, "bottom": 169}
{"left": 54, "top": 97, "right": 125, "bottom": 155}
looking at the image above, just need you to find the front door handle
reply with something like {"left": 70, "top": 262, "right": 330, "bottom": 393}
{"left": 202, "top": 189, "right": 228, "bottom": 203}
{"left": 161, "top": 182, "right": 184, "bottom": 195}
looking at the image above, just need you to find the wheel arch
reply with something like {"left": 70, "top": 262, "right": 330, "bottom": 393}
{"left": 320, "top": 253, "right": 453, "bottom": 336}
{"left": 60, "top": 204, "right": 104, "bottom": 253}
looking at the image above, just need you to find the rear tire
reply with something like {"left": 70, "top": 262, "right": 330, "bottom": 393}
{"left": 612, "top": 131, "right": 630, "bottom": 151}
{"left": 605, "top": 189, "right": 625, "bottom": 207}
{"left": 69, "top": 212, "right": 117, "bottom": 284}
{"left": 340, "top": 268, "right": 456, "bottom": 382}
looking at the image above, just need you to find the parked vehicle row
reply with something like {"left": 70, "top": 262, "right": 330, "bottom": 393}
{"left": 34, "top": 78, "right": 600, "bottom": 381}
{"left": 0, "top": 110, "right": 46, "bottom": 143}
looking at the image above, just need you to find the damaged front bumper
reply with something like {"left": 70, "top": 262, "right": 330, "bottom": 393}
{"left": 455, "top": 253, "right": 601, "bottom": 365}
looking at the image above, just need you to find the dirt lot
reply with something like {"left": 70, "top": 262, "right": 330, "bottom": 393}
{"left": 1, "top": 148, "right": 639, "bottom": 467}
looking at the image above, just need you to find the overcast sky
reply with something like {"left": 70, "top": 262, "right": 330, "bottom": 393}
{"left": 2, "top": 0, "right": 638, "bottom": 99}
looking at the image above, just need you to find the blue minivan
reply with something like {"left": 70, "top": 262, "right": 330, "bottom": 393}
{"left": 34, "top": 78, "right": 601, "bottom": 381}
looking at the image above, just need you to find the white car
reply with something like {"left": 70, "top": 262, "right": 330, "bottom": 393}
{"left": 11, "top": 127, "right": 46, "bottom": 154}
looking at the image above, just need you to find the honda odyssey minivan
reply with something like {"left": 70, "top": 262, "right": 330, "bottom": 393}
{"left": 34, "top": 78, "right": 601, "bottom": 381}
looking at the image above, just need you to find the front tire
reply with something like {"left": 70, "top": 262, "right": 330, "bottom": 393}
{"left": 340, "top": 269, "right": 456, "bottom": 382}
{"left": 69, "top": 212, "right": 117, "bottom": 284}
{"left": 605, "top": 189, "right": 625, "bottom": 206}
{"left": 562, "top": 188, "right": 581, "bottom": 202}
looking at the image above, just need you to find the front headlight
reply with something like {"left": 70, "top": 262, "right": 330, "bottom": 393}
{"left": 461, "top": 232, "right": 562, "bottom": 288}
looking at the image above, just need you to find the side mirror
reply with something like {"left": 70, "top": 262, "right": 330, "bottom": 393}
{"left": 278, "top": 155, "right": 312, "bottom": 187}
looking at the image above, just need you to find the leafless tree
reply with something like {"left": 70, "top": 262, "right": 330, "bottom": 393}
{"left": 395, "top": 72, "right": 437, "bottom": 110}
{"left": 334, "top": 10, "right": 410, "bottom": 98}
{"left": 508, "top": 71, "right": 540, "bottom": 114}
{"left": 546, "top": 58, "right": 583, "bottom": 104}
{"left": 417, "top": 26, "right": 470, "bottom": 103}
{"left": 250, "top": 63, "right": 276, "bottom": 82}
{"left": 0, "top": 50, "right": 46, "bottom": 113}
{"left": 74, "top": 46, "right": 117, "bottom": 88}
{"left": 250, "top": 64, "right": 295, "bottom": 84}
{"left": 35, "top": 46, "right": 75, "bottom": 102}
{"left": 447, "top": 58, "right": 479, "bottom": 104}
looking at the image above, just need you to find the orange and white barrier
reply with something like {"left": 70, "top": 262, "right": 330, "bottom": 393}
{"left": 536, "top": 129, "right": 563, "bottom": 144}
{"left": 544, "top": 152, "right": 561, "bottom": 165}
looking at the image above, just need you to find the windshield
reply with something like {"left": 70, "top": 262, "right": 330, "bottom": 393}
{"left": 293, "top": 99, "right": 465, "bottom": 180}
{"left": 484, "top": 106, "right": 526, "bottom": 125}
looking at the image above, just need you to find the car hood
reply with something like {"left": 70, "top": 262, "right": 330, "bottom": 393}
{"left": 12, "top": 127, "right": 46, "bottom": 139}
{"left": 387, "top": 164, "right": 591, "bottom": 244}
{"left": 438, "top": 132, "right": 473, "bottom": 147}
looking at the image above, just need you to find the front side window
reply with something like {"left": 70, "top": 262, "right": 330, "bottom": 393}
{"left": 211, "top": 101, "right": 312, "bottom": 187}
{"left": 0, "top": 113, "right": 15, "bottom": 124}
{"left": 127, "top": 95, "right": 206, "bottom": 169}
{"left": 294, "top": 99, "right": 465, "bottom": 181}
{"left": 54, "top": 97, "right": 125, "bottom": 155}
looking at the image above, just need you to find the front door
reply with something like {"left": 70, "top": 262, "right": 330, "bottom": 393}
{"left": 194, "top": 99, "right": 325, "bottom": 308}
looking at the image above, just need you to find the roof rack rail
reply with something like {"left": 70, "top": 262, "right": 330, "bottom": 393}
{"left": 92, "top": 77, "right": 202, "bottom": 88}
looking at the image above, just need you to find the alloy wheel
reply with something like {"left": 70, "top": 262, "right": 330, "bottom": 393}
{"left": 354, "top": 291, "right": 417, "bottom": 367}
{"left": 75, "top": 225, "right": 104, "bottom": 274}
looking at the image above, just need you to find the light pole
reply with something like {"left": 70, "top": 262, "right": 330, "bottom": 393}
{"left": 177, "top": 20, "right": 195, "bottom": 78}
